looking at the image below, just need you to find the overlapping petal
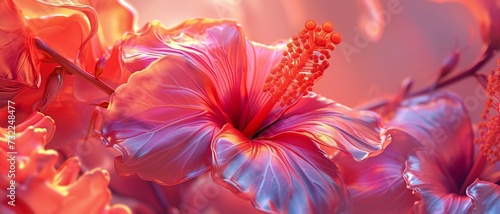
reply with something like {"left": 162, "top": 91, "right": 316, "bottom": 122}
{"left": 404, "top": 149, "right": 473, "bottom": 213}
{"left": 330, "top": 92, "right": 475, "bottom": 213}
{"left": 120, "top": 19, "right": 248, "bottom": 126}
{"left": 262, "top": 93, "right": 390, "bottom": 161}
{"left": 390, "top": 92, "right": 475, "bottom": 183}
{"left": 0, "top": 0, "right": 40, "bottom": 102}
{"left": 212, "top": 123, "right": 350, "bottom": 214}
{"left": 95, "top": 55, "right": 225, "bottom": 185}
{"left": 466, "top": 180, "right": 500, "bottom": 213}
{"left": 332, "top": 130, "right": 419, "bottom": 214}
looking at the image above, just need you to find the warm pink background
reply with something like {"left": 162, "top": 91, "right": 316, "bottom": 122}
{"left": 127, "top": 0, "right": 499, "bottom": 122}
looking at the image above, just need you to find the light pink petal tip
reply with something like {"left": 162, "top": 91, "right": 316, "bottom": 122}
{"left": 212, "top": 124, "right": 350, "bottom": 214}
{"left": 95, "top": 55, "right": 223, "bottom": 185}
{"left": 262, "top": 93, "right": 391, "bottom": 161}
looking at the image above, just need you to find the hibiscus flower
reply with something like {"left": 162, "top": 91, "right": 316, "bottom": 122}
{"left": 333, "top": 91, "right": 473, "bottom": 213}
{"left": 403, "top": 68, "right": 500, "bottom": 213}
{"left": 94, "top": 18, "right": 391, "bottom": 213}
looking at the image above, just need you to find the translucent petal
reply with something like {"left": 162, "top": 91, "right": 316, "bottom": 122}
{"left": 212, "top": 123, "right": 350, "bottom": 213}
{"left": 333, "top": 130, "right": 420, "bottom": 213}
{"left": 120, "top": 19, "right": 248, "bottom": 126}
{"left": 466, "top": 180, "right": 500, "bottom": 213}
{"left": 95, "top": 55, "right": 224, "bottom": 185}
{"left": 404, "top": 149, "right": 473, "bottom": 213}
{"left": 261, "top": 93, "right": 390, "bottom": 161}
{"left": 390, "top": 92, "right": 475, "bottom": 185}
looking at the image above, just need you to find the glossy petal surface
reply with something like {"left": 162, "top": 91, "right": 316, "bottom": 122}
{"left": 391, "top": 92, "right": 475, "bottom": 186}
{"left": 262, "top": 93, "right": 390, "bottom": 161}
{"left": 467, "top": 180, "right": 500, "bottom": 213}
{"left": 212, "top": 124, "right": 350, "bottom": 214}
{"left": 95, "top": 55, "right": 223, "bottom": 185}
{"left": 404, "top": 149, "right": 473, "bottom": 213}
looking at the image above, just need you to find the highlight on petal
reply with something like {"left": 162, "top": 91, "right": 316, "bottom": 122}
{"left": 466, "top": 180, "right": 500, "bottom": 213}
{"left": 404, "top": 149, "right": 473, "bottom": 213}
{"left": 212, "top": 123, "right": 350, "bottom": 214}
{"left": 262, "top": 93, "right": 390, "bottom": 161}
{"left": 95, "top": 55, "right": 225, "bottom": 185}
{"left": 0, "top": 112, "right": 129, "bottom": 214}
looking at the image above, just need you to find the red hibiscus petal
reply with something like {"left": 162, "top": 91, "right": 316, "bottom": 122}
{"left": 466, "top": 180, "right": 500, "bottom": 213}
{"left": 212, "top": 123, "right": 350, "bottom": 213}
{"left": 261, "top": 93, "right": 390, "bottom": 161}
{"left": 404, "top": 149, "right": 473, "bottom": 213}
{"left": 389, "top": 91, "right": 475, "bottom": 184}
{"left": 120, "top": 19, "right": 248, "bottom": 126}
{"left": 95, "top": 55, "right": 225, "bottom": 185}
{"left": 239, "top": 41, "right": 288, "bottom": 131}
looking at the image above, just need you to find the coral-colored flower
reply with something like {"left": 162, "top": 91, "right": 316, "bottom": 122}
{"left": 0, "top": 112, "right": 130, "bottom": 214}
{"left": 95, "top": 18, "right": 390, "bottom": 213}
{"left": 0, "top": 0, "right": 134, "bottom": 102}
{"left": 0, "top": 0, "right": 137, "bottom": 149}
{"left": 432, "top": 0, "right": 500, "bottom": 49}
{"left": 402, "top": 91, "right": 500, "bottom": 213}
{"left": 333, "top": 92, "right": 470, "bottom": 213}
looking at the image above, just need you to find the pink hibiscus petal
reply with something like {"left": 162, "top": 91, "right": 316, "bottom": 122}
{"left": 95, "top": 55, "right": 225, "bottom": 185}
{"left": 120, "top": 19, "right": 248, "bottom": 126}
{"left": 261, "top": 93, "right": 390, "bottom": 161}
{"left": 212, "top": 123, "right": 350, "bottom": 213}
{"left": 333, "top": 130, "right": 420, "bottom": 213}
{"left": 466, "top": 180, "right": 500, "bottom": 213}
{"left": 404, "top": 149, "right": 473, "bottom": 213}
{"left": 390, "top": 92, "right": 475, "bottom": 184}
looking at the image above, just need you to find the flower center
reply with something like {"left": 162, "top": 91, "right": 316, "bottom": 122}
{"left": 241, "top": 20, "right": 341, "bottom": 138}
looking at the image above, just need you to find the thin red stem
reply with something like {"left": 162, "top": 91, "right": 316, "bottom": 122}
{"left": 34, "top": 37, "right": 115, "bottom": 95}
{"left": 356, "top": 45, "right": 496, "bottom": 111}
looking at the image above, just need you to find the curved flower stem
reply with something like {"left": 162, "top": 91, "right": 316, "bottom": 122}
{"left": 34, "top": 37, "right": 115, "bottom": 95}
{"left": 356, "top": 45, "right": 496, "bottom": 111}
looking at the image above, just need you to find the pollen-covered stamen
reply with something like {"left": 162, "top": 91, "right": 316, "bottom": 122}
{"left": 242, "top": 20, "right": 341, "bottom": 138}
{"left": 476, "top": 63, "right": 500, "bottom": 164}
{"left": 263, "top": 20, "right": 341, "bottom": 107}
